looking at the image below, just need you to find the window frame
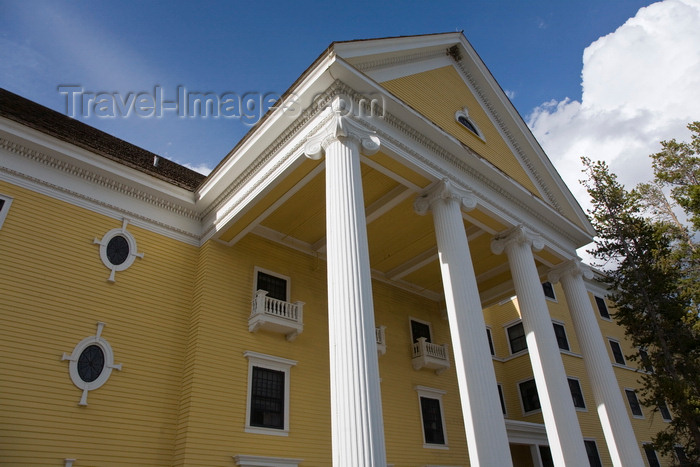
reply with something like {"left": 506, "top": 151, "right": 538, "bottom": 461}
{"left": 486, "top": 327, "right": 496, "bottom": 356}
{"left": 244, "top": 351, "right": 297, "bottom": 436}
{"left": 658, "top": 400, "right": 672, "bottom": 422}
{"left": 625, "top": 388, "right": 644, "bottom": 418}
{"left": 518, "top": 378, "right": 541, "bottom": 415}
{"left": 567, "top": 377, "right": 587, "bottom": 411}
{"left": 542, "top": 281, "right": 557, "bottom": 301}
{"left": 608, "top": 338, "right": 626, "bottom": 366}
{"left": 415, "top": 386, "right": 449, "bottom": 449}
{"left": 506, "top": 321, "right": 527, "bottom": 355}
{"left": 584, "top": 439, "right": 603, "bottom": 467}
{"left": 409, "top": 317, "right": 433, "bottom": 344}
{"left": 552, "top": 321, "right": 570, "bottom": 352}
{"left": 454, "top": 107, "right": 484, "bottom": 140}
{"left": 0, "top": 194, "right": 13, "bottom": 230}
{"left": 253, "top": 267, "right": 290, "bottom": 302}
{"left": 643, "top": 443, "right": 661, "bottom": 467}
{"left": 594, "top": 296, "right": 611, "bottom": 320}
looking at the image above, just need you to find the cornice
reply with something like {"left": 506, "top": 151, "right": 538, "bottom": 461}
{"left": 0, "top": 137, "right": 199, "bottom": 220}
{"left": 352, "top": 48, "right": 447, "bottom": 73}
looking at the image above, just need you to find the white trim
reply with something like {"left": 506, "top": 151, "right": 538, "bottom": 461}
{"left": 624, "top": 388, "right": 645, "bottom": 419}
{"left": 552, "top": 320, "right": 570, "bottom": 352}
{"left": 233, "top": 455, "right": 302, "bottom": 467}
{"left": 607, "top": 338, "right": 626, "bottom": 366}
{"left": 414, "top": 386, "right": 449, "bottom": 449}
{"left": 454, "top": 107, "right": 485, "bottom": 141}
{"left": 0, "top": 193, "right": 13, "bottom": 229}
{"left": 505, "top": 320, "right": 527, "bottom": 355}
{"left": 542, "top": 281, "right": 557, "bottom": 302}
{"left": 505, "top": 419, "right": 548, "bottom": 445}
{"left": 61, "top": 322, "right": 122, "bottom": 406}
{"left": 409, "top": 316, "right": 434, "bottom": 343}
{"left": 243, "top": 351, "right": 297, "bottom": 436}
{"left": 253, "top": 266, "right": 291, "bottom": 302}
{"left": 93, "top": 218, "right": 144, "bottom": 282}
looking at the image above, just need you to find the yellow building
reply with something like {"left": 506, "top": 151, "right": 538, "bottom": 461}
{"left": 0, "top": 33, "right": 676, "bottom": 466}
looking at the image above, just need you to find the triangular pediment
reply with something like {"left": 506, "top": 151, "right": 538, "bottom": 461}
{"left": 333, "top": 33, "right": 593, "bottom": 235}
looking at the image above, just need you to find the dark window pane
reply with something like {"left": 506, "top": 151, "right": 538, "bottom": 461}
{"left": 639, "top": 348, "right": 654, "bottom": 372}
{"left": 584, "top": 440, "right": 603, "bottom": 467}
{"left": 519, "top": 379, "right": 541, "bottom": 412}
{"left": 644, "top": 445, "right": 661, "bottom": 467}
{"left": 497, "top": 385, "right": 506, "bottom": 415}
{"left": 256, "top": 272, "right": 287, "bottom": 301}
{"left": 610, "top": 341, "right": 626, "bottom": 365}
{"left": 486, "top": 328, "right": 495, "bottom": 356}
{"left": 674, "top": 446, "right": 689, "bottom": 464}
{"left": 420, "top": 397, "right": 445, "bottom": 444}
{"left": 539, "top": 446, "right": 555, "bottom": 467}
{"left": 250, "top": 366, "right": 285, "bottom": 429}
{"left": 458, "top": 115, "right": 478, "bottom": 134}
{"left": 542, "top": 281, "right": 556, "bottom": 299}
{"left": 106, "top": 235, "right": 129, "bottom": 265}
{"left": 77, "top": 345, "right": 105, "bottom": 383}
{"left": 568, "top": 378, "right": 586, "bottom": 409}
{"left": 625, "top": 390, "right": 643, "bottom": 417}
{"left": 553, "top": 323, "right": 570, "bottom": 351}
{"left": 411, "top": 320, "right": 431, "bottom": 343}
{"left": 595, "top": 296, "right": 610, "bottom": 318}
{"left": 659, "top": 401, "right": 672, "bottom": 421}
{"left": 0, "top": 199, "right": 5, "bottom": 211}
{"left": 508, "top": 322, "right": 527, "bottom": 353}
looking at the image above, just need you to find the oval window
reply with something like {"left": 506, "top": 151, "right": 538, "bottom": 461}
{"left": 106, "top": 235, "right": 130, "bottom": 266}
{"left": 77, "top": 344, "right": 105, "bottom": 383}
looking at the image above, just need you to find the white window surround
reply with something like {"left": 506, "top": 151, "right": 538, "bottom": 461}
{"left": 0, "top": 193, "right": 13, "bottom": 229}
{"left": 567, "top": 376, "right": 587, "bottom": 412}
{"left": 415, "top": 385, "right": 449, "bottom": 449}
{"left": 552, "top": 320, "right": 570, "bottom": 352}
{"left": 608, "top": 338, "right": 626, "bottom": 366}
{"left": 253, "top": 267, "right": 291, "bottom": 302}
{"left": 584, "top": 439, "right": 603, "bottom": 467}
{"left": 244, "top": 351, "right": 297, "bottom": 436}
{"left": 624, "top": 388, "right": 645, "bottom": 419}
{"left": 409, "top": 316, "right": 434, "bottom": 341}
{"left": 61, "top": 322, "right": 122, "bottom": 406}
{"left": 517, "top": 377, "right": 542, "bottom": 416}
{"left": 233, "top": 455, "right": 302, "bottom": 467}
{"left": 504, "top": 320, "right": 527, "bottom": 356}
{"left": 454, "top": 106, "right": 484, "bottom": 140}
{"left": 93, "top": 218, "right": 144, "bottom": 282}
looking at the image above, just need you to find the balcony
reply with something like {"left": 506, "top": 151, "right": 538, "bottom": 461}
{"left": 412, "top": 337, "right": 450, "bottom": 374}
{"left": 376, "top": 326, "right": 387, "bottom": 355}
{"left": 248, "top": 290, "right": 304, "bottom": 341}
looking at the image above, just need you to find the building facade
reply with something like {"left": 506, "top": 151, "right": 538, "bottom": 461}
{"left": 0, "top": 33, "right": 675, "bottom": 466}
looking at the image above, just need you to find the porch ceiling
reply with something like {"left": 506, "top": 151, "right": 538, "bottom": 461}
{"left": 217, "top": 151, "right": 559, "bottom": 305}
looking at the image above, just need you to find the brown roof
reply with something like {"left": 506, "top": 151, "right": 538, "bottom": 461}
{"left": 0, "top": 88, "right": 206, "bottom": 191}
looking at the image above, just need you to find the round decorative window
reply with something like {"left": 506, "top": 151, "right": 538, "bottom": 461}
{"left": 93, "top": 219, "right": 143, "bottom": 282}
{"left": 62, "top": 322, "right": 122, "bottom": 406}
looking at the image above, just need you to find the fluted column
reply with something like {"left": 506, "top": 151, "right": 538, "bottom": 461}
{"left": 305, "top": 97, "right": 386, "bottom": 467}
{"left": 415, "top": 179, "right": 512, "bottom": 467}
{"left": 549, "top": 259, "right": 644, "bottom": 466}
{"left": 491, "top": 226, "right": 587, "bottom": 466}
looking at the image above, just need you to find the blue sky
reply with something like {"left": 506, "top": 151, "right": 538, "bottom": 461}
{"left": 1, "top": 0, "right": 665, "bottom": 174}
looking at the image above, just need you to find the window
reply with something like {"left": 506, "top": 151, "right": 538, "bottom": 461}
{"left": 486, "top": 327, "right": 495, "bottom": 356}
{"left": 625, "top": 389, "right": 644, "bottom": 417}
{"left": 567, "top": 378, "right": 586, "bottom": 409}
{"left": 659, "top": 401, "right": 672, "bottom": 421}
{"left": 415, "top": 386, "right": 448, "bottom": 447}
{"left": 93, "top": 219, "right": 143, "bottom": 282}
{"left": 674, "top": 446, "right": 690, "bottom": 465}
{"left": 553, "top": 322, "right": 570, "bottom": 351}
{"left": 410, "top": 318, "right": 432, "bottom": 343}
{"left": 643, "top": 444, "right": 661, "bottom": 467}
{"left": 244, "top": 351, "right": 297, "bottom": 435}
{"left": 538, "top": 445, "right": 555, "bottom": 467}
{"left": 519, "top": 378, "right": 541, "bottom": 413}
{"left": 507, "top": 322, "right": 527, "bottom": 354}
{"left": 497, "top": 384, "right": 507, "bottom": 415}
{"left": 542, "top": 281, "right": 556, "bottom": 300}
{"left": 584, "top": 440, "right": 603, "bottom": 467}
{"left": 455, "top": 107, "right": 482, "bottom": 138}
{"left": 0, "top": 194, "right": 13, "bottom": 230}
{"left": 255, "top": 269, "right": 288, "bottom": 301}
{"left": 638, "top": 348, "right": 654, "bottom": 372}
{"left": 609, "top": 339, "right": 626, "bottom": 365}
{"left": 595, "top": 296, "right": 610, "bottom": 319}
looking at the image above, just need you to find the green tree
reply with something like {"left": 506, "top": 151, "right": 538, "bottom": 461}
{"left": 581, "top": 124, "right": 700, "bottom": 465}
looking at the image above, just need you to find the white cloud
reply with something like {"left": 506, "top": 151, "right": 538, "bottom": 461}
{"left": 183, "top": 163, "right": 213, "bottom": 176}
{"left": 529, "top": 0, "right": 700, "bottom": 215}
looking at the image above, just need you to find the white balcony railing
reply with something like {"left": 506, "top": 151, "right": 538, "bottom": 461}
{"left": 412, "top": 337, "right": 450, "bottom": 374}
{"left": 376, "top": 325, "right": 387, "bottom": 355}
{"left": 248, "top": 290, "right": 304, "bottom": 341}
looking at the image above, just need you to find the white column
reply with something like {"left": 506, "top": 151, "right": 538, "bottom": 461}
{"left": 305, "top": 97, "right": 386, "bottom": 467}
{"left": 415, "top": 179, "right": 513, "bottom": 467}
{"left": 491, "top": 226, "right": 587, "bottom": 466}
{"left": 549, "top": 259, "right": 644, "bottom": 466}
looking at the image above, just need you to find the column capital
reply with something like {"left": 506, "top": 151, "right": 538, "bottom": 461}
{"left": 304, "top": 97, "right": 380, "bottom": 160}
{"left": 547, "top": 257, "right": 594, "bottom": 284}
{"left": 413, "top": 178, "right": 477, "bottom": 215}
{"left": 491, "top": 225, "right": 544, "bottom": 255}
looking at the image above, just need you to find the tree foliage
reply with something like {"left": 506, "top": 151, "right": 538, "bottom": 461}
{"left": 581, "top": 122, "right": 700, "bottom": 465}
